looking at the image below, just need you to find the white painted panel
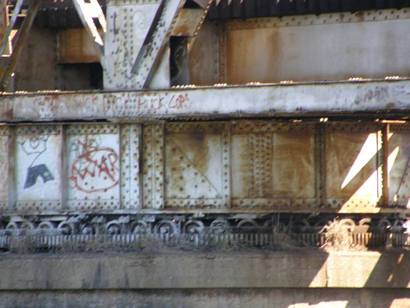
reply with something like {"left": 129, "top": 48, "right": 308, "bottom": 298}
{"left": 66, "top": 125, "right": 121, "bottom": 211}
{"left": 15, "top": 126, "right": 62, "bottom": 211}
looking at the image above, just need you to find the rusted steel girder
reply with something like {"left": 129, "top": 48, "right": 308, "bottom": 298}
{"left": 0, "top": 80, "right": 410, "bottom": 121}
{"left": 0, "top": 120, "right": 408, "bottom": 216}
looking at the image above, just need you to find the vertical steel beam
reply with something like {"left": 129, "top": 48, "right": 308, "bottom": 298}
{"left": 104, "top": 0, "right": 164, "bottom": 90}
{"left": 315, "top": 123, "right": 327, "bottom": 209}
{"left": 0, "top": 0, "right": 42, "bottom": 88}
{"left": 7, "top": 128, "right": 15, "bottom": 211}
{"left": 60, "top": 125, "right": 67, "bottom": 210}
{"left": 0, "top": 0, "right": 24, "bottom": 56}
{"left": 131, "top": 0, "right": 186, "bottom": 89}
{"left": 120, "top": 124, "right": 142, "bottom": 210}
{"left": 0, "top": 0, "right": 7, "bottom": 34}
{"left": 382, "top": 123, "right": 390, "bottom": 207}
{"left": 222, "top": 122, "right": 231, "bottom": 208}
{"left": 143, "top": 123, "right": 165, "bottom": 209}
{"left": 73, "top": 0, "right": 106, "bottom": 59}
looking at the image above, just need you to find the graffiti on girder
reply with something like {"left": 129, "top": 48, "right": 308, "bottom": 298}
{"left": 69, "top": 136, "right": 119, "bottom": 193}
{"left": 19, "top": 135, "right": 55, "bottom": 189}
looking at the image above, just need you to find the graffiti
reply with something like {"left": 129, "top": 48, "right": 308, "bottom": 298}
{"left": 135, "top": 93, "right": 190, "bottom": 111}
{"left": 34, "top": 94, "right": 100, "bottom": 120}
{"left": 19, "top": 136, "right": 54, "bottom": 189}
{"left": 104, "top": 93, "right": 190, "bottom": 116}
{"left": 168, "top": 94, "right": 189, "bottom": 109}
{"left": 70, "top": 136, "right": 119, "bottom": 193}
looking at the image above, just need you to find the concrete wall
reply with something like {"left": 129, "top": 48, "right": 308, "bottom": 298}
{"left": 0, "top": 289, "right": 408, "bottom": 308}
{"left": 0, "top": 250, "right": 408, "bottom": 307}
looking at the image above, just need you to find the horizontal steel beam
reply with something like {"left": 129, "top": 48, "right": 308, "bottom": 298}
{"left": 1, "top": 80, "right": 410, "bottom": 122}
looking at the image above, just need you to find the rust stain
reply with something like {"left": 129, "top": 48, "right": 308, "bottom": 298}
{"left": 3, "top": 108, "right": 13, "bottom": 120}
{"left": 226, "top": 27, "right": 281, "bottom": 84}
{"left": 188, "top": 130, "right": 209, "bottom": 173}
{"left": 354, "top": 11, "right": 365, "bottom": 23}
{"left": 173, "top": 25, "right": 190, "bottom": 36}
{"left": 165, "top": 128, "right": 211, "bottom": 198}
{"left": 272, "top": 131, "right": 314, "bottom": 198}
{"left": 173, "top": 131, "right": 209, "bottom": 176}
{"left": 239, "top": 135, "right": 254, "bottom": 198}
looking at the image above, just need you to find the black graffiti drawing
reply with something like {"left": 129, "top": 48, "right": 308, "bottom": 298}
{"left": 20, "top": 136, "right": 55, "bottom": 189}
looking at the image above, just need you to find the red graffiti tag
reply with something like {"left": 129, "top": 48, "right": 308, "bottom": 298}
{"left": 70, "top": 147, "right": 119, "bottom": 193}
{"left": 168, "top": 94, "right": 189, "bottom": 109}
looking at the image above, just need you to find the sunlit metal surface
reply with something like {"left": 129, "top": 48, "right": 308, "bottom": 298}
{"left": 1, "top": 79, "right": 410, "bottom": 121}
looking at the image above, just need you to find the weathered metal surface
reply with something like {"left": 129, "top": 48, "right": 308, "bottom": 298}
{"left": 104, "top": 0, "right": 176, "bottom": 90}
{"left": 2, "top": 80, "right": 410, "bottom": 121}
{"left": 0, "top": 0, "right": 6, "bottom": 30}
{"left": 120, "top": 124, "right": 141, "bottom": 210}
{"left": 142, "top": 123, "right": 164, "bottom": 209}
{"left": 172, "top": 8, "right": 205, "bottom": 36}
{"left": 188, "top": 21, "right": 220, "bottom": 86}
{"left": 73, "top": 0, "right": 106, "bottom": 58}
{"left": 0, "top": 121, "right": 408, "bottom": 215}
{"left": 0, "top": 0, "right": 42, "bottom": 88}
{"left": 208, "top": 0, "right": 410, "bottom": 21}
{"left": 130, "top": 0, "right": 184, "bottom": 89}
{"left": 165, "top": 122, "right": 230, "bottom": 208}
{"left": 223, "top": 9, "right": 410, "bottom": 84}
{"left": 325, "top": 123, "right": 382, "bottom": 212}
{"left": 231, "top": 121, "right": 316, "bottom": 209}
{"left": 0, "top": 0, "right": 23, "bottom": 56}
{"left": 104, "top": 0, "right": 162, "bottom": 90}
{"left": 388, "top": 124, "right": 410, "bottom": 208}
{"left": 58, "top": 28, "right": 101, "bottom": 64}
{"left": 0, "top": 125, "right": 9, "bottom": 209}
{"left": 26, "top": 0, "right": 410, "bottom": 28}
{"left": 0, "top": 214, "right": 408, "bottom": 252}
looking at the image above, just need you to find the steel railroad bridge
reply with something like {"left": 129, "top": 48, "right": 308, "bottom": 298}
{"left": 0, "top": 1, "right": 408, "bottom": 307}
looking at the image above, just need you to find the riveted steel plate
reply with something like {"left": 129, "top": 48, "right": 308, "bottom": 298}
{"left": 231, "top": 121, "right": 316, "bottom": 209}
{"left": 0, "top": 127, "right": 9, "bottom": 209}
{"left": 66, "top": 124, "right": 121, "bottom": 211}
{"left": 143, "top": 123, "right": 164, "bottom": 209}
{"left": 223, "top": 9, "right": 410, "bottom": 84}
{"left": 388, "top": 124, "right": 410, "bottom": 207}
{"left": 104, "top": 0, "right": 161, "bottom": 90}
{"left": 164, "top": 122, "right": 230, "bottom": 209}
{"left": 120, "top": 124, "right": 141, "bottom": 209}
{"left": 325, "top": 123, "right": 383, "bottom": 211}
{"left": 15, "top": 126, "right": 63, "bottom": 212}
{"left": 0, "top": 120, "right": 408, "bottom": 215}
